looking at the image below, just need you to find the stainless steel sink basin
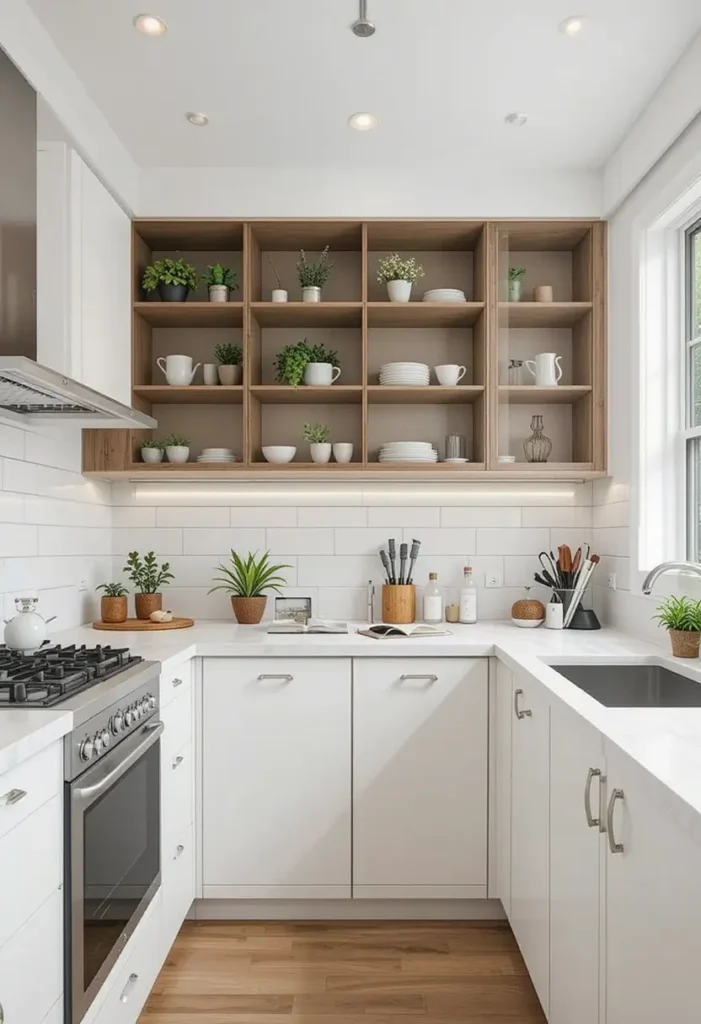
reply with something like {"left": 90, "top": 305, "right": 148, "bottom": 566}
{"left": 551, "top": 663, "right": 701, "bottom": 707}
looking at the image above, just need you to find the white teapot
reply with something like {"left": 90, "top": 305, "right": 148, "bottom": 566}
{"left": 4, "top": 598, "right": 56, "bottom": 653}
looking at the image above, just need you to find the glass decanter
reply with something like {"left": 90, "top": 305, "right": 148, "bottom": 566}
{"left": 523, "top": 414, "right": 552, "bottom": 463}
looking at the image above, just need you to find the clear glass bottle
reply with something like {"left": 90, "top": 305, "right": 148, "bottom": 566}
{"left": 423, "top": 572, "right": 443, "bottom": 624}
{"left": 508, "top": 359, "right": 525, "bottom": 385}
{"left": 459, "top": 566, "right": 477, "bottom": 624}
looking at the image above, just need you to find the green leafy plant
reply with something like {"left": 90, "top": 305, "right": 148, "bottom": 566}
{"left": 302, "top": 422, "right": 330, "bottom": 444}
{"left": 202, "top": 263, "right": 238, "bottom": 290}
{"left": 142, "top": 258, "right": 198, "bottom": 293}
{"left": 376, "top": 253, "right": 425, "bottom": 285}
{"left": 214, "top": 342, "right": 242, "bottom": 365}
{"left": 653, "top": 595, "right": 701, "bottom": 632}
{"left": 123, "top": 551, "right": 174, "bottom": 594}
{"left": 164, "top": 433, "right": 190, "bottom": 448}
{"left": 208, "top": 550, "right": 291, "bottom": 598}
{"left": 296, "top": 246, "right": 333, "bottom": 289}
{"left": 508, "top": 266, "right": 526, "bottom": 281}
{"left": 273, "top": 340, "right": 340, "bottom": 388}
{"left": 140, "top": 439, "right": 164, "bottom": 450}
{"left": 96, "top": 582, "right": 128, "bottom": 597}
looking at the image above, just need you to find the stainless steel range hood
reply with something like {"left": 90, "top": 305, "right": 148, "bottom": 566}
{"left": 0, "top": 49, "right": 155, "bottom": 430}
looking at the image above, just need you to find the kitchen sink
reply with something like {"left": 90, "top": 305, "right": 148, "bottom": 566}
{"left": 551, "top": 663, "right": 701, "bottom": 707}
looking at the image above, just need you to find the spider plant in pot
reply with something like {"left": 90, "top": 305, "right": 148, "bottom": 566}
{"left": 96, "top": 582, "right": 129, "bottom": 624}
{"left": 376, "top": 253, "right": 425, "bottom": 303}
{"left": 202, "top": 263, "right": 238, "bottom": 303}
{"left": 508, "top": 266, "right": 526, "bottom": 302}
{"left": 164, "top": 433, "right": 190, "bottom": 463}
{"left": 296, "top": 246, "right": 333, "bottom": 302}
{"left": 209, "top": 550, "right": 291, "bottom": 624}
{"left": 653, "top": 595, "right": 701, "bottom": 658}
{"left": 303, "top": 421, "right": 332, "bottom": 463}
{"left": 214, "top": 341, "right": 242, "bottom": 385}
{"left": 140, "top": 438, "right": 164, "bottom": 464}
{"left": 142, "top": 258, "right": 198, "bottom": 302}
{"left": 123, "top": 551, "right": 174, "bottom": 620}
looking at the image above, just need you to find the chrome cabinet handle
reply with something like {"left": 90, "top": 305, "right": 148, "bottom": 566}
{"left": 1, "top": 788, "right": 27, "bottom": 806}
{"left": 120, "top": 973, "right": 139, "bottom": 1003}
{"left": 399, "top": 674, "right": 437, "bottom": 683}
{"left": 257, "top": 674, "right": 293, "bottom": 682}
{"left": 514, "top": 688, "right": 532, "bottom": 719}
{"left": 584, "top": 767, "right": 602, "bottom": 828}
{"left": 172, "top": 677, "right": 183, "bottom": 688}
{"left": 174, "top": 844, "right": 185, "bottom": 859}
{"left": 607, "top": 788, "right": 625, "bottom": 853}
{"left": 172, "top": 755, "right": 184, "bottom": 770}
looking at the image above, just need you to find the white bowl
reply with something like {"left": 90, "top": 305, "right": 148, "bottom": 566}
{"left": 262, "top": 446, "right": 296, "bottom": 464}
{"left": 511, "top": 617, "right": 544, "bottom": 628}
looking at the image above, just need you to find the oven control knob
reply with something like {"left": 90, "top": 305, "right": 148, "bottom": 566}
{"left": 93, "top": 733, "right": 103, "bottom": 755}
{"left": 147, "top": 693, "right": 157, "bottom": 709}
{"left": 133, "top": 702, "right": 143, "bottom": 721}
{"left": 100, "top": 729, "right": 110, "bottom": 748}
{"left": 124, "top": 707, "right": 134, "bottom": 727}
{"left": 139, "top": 698, "right": 150, "bottom": 715}
{"left": 79, "top": 736, "right": 95, "bottom": 762}
{"left": 111, "top": 711, "right": 124, "bottom": 735}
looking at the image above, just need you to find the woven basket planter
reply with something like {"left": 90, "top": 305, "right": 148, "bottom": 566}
{"left": 669, "top": 629, "right": 701, "bottom": 659}
{"left": 231, "top": 596, "right": 267, "bottom": 624}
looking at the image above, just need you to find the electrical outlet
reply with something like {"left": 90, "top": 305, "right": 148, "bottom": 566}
{"left": 485, "top": 571, "right": 503, "bottom": 589}
{"left": 608, "top": 573, "right": 617, "bottom": 591}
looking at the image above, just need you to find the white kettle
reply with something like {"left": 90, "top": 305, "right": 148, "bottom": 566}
{"left": 525, "top": 352, "right": 563, "bottom": 387}
{"left": 4, "top": 598, "right": 56, "bottom": 653}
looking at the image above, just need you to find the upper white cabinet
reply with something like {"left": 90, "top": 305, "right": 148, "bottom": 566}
{"left": 202, "top": 658, "right": 352, "bottom": 899}
{"left": 37, "top": 143, "right": 131, "bottom": 406}
{"left": 353, "top": 658, "right": 488, "bottom": 899}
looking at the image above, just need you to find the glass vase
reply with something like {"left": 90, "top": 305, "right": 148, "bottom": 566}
{"left": 523, "top": 414, "right": 552, "bottom": 463}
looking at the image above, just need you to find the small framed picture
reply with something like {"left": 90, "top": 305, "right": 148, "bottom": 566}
{"left": 274, "top": 597, "right": 312, "bottom": 624}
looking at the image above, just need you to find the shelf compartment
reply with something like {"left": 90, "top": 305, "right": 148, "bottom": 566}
{"left": 499, "top": 302, "right": 592, "bottom": 327}
{"left": 133, "top": 219, "right": 244, "bottom": 249}
{"left": 366, "top": 221, "right": 484, "bottom": 251}
{"left": 250, "top": 302, "right": 362, "bottom": 327}
{"left": 127, "top": 461, "right": 246, "bottom": 473}
{"left": 250, "top": 386, "right": 363, "bottom": 405}
{"left": 134, "top": 302, "right": 244, "bottom": 327}
{"left": 364, "top": 461, "right": 487, "bottom": 472}
{"left": 133, "top": 385, "right": 243, "bottom": 405}
{"left": 499, "top": 386, "right": 592, "bottom": 404}
{"left": 367, "top": 302, "right": 484, "bottom": 327}
{"left": 367, "top": 386, "right": 484, "bottom": 405}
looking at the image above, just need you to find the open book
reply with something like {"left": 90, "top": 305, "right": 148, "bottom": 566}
{"left": 358, "top": 623, "right": 452, "bottom": 639}
{"left": 267, "top": 619, "right": 348, "bottom": 635}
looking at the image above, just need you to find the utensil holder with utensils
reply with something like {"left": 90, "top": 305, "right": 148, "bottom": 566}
{"left": 382, "top": 585, "right": 416, "bottom": 624}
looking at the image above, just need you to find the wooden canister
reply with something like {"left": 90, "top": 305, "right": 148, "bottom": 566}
{"left": 382, "top": 585, "right": 416, "bottom": 624}
{"left": 534, "top": 284, "right": 553, "bottom": 303}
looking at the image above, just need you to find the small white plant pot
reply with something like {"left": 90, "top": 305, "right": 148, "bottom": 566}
{"left": 165, "top": 446, "right": 190, "bottom": 464}
{"left": 387, "top": 279, "right": 412, "bottom": 302}
{"left": 309, "top": 443, "right": 332, "bottom": 464}
{"left": 302, "top": 286, "right": 322, "bottom": 303}
{"left": 272, "top": 289, "right": 288, "bottom": 303}
{"left": 332, "top": 442, "right": 353, "bottom": 463}
{"left": 203, "top": 363, "right": 219, "bottom": 385}
{"left": 141, "top": 447, "right": 163, "bottom": 464}
{"left": 218, "top": 364, "right": 242, "bottom": 385}
{"left": 508, "top": 280, "right": 523, "bottom": 302}
{"left": 208, "top": 284, "right": 229, "bottom": 303}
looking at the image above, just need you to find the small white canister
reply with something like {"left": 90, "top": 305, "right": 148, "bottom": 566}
{"left": 545, "top": 597, "right": 564, "bottom": 630}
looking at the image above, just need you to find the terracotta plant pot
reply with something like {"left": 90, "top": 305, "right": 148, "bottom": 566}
{"left": 135, "top": 593, "right": 162, "bottom": 621}
{"left": 231, "top": 596, "right": 267, "bottom": 624}
{"left": 101, "top": 595, "right": 127, "bottom": 624}
{"left": 669, "top": 629, "right": 701, "bottom": 658}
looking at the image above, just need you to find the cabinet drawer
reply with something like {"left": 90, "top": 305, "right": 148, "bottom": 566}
{"left": 0, "top": 741, "right": 62, "bottom": 842}
{"left": 0, "top": 795, "right": 62, "bottom": 950}
{"left": 90, "top": 892, "right": 163, "bottom": 1024}
{"left": 161, "top": 687, "right": 193, "bottom": 763}
{"left": 162, "top": 740, "right": 193, "bottom": 852}
{"left": 162, "top": 823, "right": 195, "bottom": 948}
{"left": 0, "top": 889, "right": 63, "bottom": 1024}
{"left": 160, "top": 660, "right": 193, "bottom": 709}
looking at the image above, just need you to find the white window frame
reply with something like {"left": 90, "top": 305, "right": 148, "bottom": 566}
{"left": 684, "top": 217, "right": 701, "bottom": 561}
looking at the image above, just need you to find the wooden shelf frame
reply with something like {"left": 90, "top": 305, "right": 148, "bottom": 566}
{"left": 82, "top": 218, "right": 607, "bottom": 478}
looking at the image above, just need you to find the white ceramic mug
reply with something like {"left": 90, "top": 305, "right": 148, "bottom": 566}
{"left": 157, "top": 354, "right": 201, "bottom": 386}
{"left": 434, "top": 364, "right": 467, "bottom": 386}
{"left": 525, "top": 353, "right": 563, "bottom": 387}
{"left": 333, "top": 442, "right": 353, "bottom": 463}
{"left": 203, "top": 363, "right": 219, "bottom": 385}
{"left": 534, "top": 285, "right": 553, "bottom": 303}
{"left": 304, "top": 362, "right": 342, "bottom": 386}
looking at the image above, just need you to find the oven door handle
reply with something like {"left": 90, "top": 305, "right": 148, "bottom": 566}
{"left": 73, "top": 721, "right": 164, "bottom": 802}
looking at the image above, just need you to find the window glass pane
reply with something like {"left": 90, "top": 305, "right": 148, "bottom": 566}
{"left": 687, "top": 437, "right": 701, "bottom": 561}
{"left": 693, "top": 228, "right": 701, "bottom": 339}
{"left": 691, "top": 344, "right": 701, "bottom": 427}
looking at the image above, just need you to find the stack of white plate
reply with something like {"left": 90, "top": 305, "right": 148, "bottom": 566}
{"left": 197, "top": 447, "right": 238, "bottom": 463}
{"left": 422, "top": 288, "right": 467, "bottom": 303}
{"left": 379, "top": 441, "right": 438, "bottom": 463}
{"left": 379, "top": 362, "right": 430, "bottom": 386}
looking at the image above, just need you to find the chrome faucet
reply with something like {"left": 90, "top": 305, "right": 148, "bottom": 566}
{"left": 642, "top": 561, "right": 701, "bottom": 594}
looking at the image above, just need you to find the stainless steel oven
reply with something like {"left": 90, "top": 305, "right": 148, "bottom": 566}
{"left": 65, "top": 675, "right": 162, "bottom": 1024}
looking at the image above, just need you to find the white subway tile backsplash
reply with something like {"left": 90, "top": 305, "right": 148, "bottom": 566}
{"left": 592, "top": 501, "right": 630, "bottom": 529}
{"left": 267, "top": 528, "right": 334, "bottom": 555}
{"left": 113, "top": 528, "right": 183, "bottom": 555}
{"left": 318, "top": 588, "right": 369, "bottom": 621}
{"left": 0, "top": 492, "right": 24, "bottom": 523}
{"left": 0, "top": 524, "right": 37, "bottom": 557}
{"left": 441, "top": 506, "right": 521, "bottom": 528}
{"left": 298, "top": 556, "right": 377, "bottom": 588}
{"left": 39, "top": 526, "right": 112, "bottom": 557}
{"left": 407, "top": 528, "right": 476, "bottom": 556}
{"left": 182, "top": 528, "right": 266, "bottom": 556}
{"left": 504, "top": 556, "right": 542, "bottom": 589}
{"left": 2, "top": 458, "right": 39, "bottom": 495}
{"left": 0, "top": 425, "right": 25, "bottom": 461}
{"left": 522, "top": 506, "right": 592, "bottom": 528}
{"left": 157, "top": 506, "right": 230, "bottom": 528}
{"left": 298, "top": 507, "right": 367, "bottom": 528}
{"left": 367, "top": 507, "right": 439, "bottom": 528}
{"left": 333, "top": 528, "right": 390, "bottom": 555}
{"left": 230, "top": 506, "right": 298, "bottom": 527}
{"left": 593, "top": 527, "right": 630, "bottom": 558}
{"left": 112, "top": 506, "right": 157, "bottom": 529}
{"left": 548, "top": 528, "right": 592, "bottom": 554}
{"left": 476, "top": 528, "right": 550, "bottom": 556}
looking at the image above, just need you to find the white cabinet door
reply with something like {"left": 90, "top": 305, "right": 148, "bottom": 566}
{"left": 0, "top": 889, "right": 63, "bottom": 1024}
{"left": 353, "top": 658, "right": 488, "bottom": 899}
{"left": 550, "top": 704, "right": 605, "bottom": 1024}
{"left": 494, "top": 659, "right": 513, "bottom": 915}
{"left": 605, "top": 742, "right": 701, "bottom": 1024}
{"left": 510, "top": 672, "right": 550, "bottom": 1016}
{"left": 202, "top": 658, "right": 351, "bottom": 899}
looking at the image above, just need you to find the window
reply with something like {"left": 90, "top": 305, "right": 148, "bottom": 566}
{"left": 686, "top": 218, "right": 701, "bottom": 561}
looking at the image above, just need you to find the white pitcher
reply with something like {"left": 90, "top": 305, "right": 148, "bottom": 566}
{"left": 525, "top": 352, "right": 563, "bottom": 387}
{"left": 157, "top": 354, "right": 201, "bottom": 386}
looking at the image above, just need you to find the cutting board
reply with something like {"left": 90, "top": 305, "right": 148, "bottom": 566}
{"left": 92, "top": 617, "right": 194, "bottom": 631}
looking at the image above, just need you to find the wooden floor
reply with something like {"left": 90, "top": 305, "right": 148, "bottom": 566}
{"left": 140, "top": 921, "right": 546, "bottom": 1023}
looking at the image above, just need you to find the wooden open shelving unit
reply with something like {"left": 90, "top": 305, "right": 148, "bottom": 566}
{"left": 82, "top": 218, "right": 607, "bottom": 480}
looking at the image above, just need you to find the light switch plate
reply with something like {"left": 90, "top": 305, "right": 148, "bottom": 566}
{"left": 485, "top": 571, "right": 503, "bottom": 588}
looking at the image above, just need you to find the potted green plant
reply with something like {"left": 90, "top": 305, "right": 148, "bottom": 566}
{"left": 508, "top": 266, "right": 526, "bottom": 302}
{"left": 164, "top": 433, "right": 190, "bottom": 463}
{"left": 214, "top": 341, "right": 243, "bottom": 385}
{"left": 376, "top": 253, "right": 425, "bottom": 302}
{"left": 274, "top": 340, "right": 340, "bottom": 389}
{"left": 296, "top": 246, "right": 333, "bottom": 302}
{"left": 140, "top": 439, "right": 164, "bottom": 464}
{"left": 123, "top": 551, "right": 174, "bottom": 620}
{"left": 202, "top": 263, "right": 238, "bottom": 303}
{"left": 142, "top": 258, "right": 198, "bottom": 302}
{"left": 209, "top": 550, "right": 291, "bottom": 624}
{"left": 303, "top": 421, "right": 331, "bottom": 463}
{"left": 96, "top": 582, "right": 129, "bottom": 624}
{"left": 653, "top": 595, "right": 701, "bottom": 658}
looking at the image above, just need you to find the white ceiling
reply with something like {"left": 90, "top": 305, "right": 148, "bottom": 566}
{"left": 27, "top": 0, "right": 701, "bottom": 170}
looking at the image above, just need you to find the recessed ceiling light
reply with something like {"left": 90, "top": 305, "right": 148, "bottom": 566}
{"left": 186, "top": 112, "right": 209, "bottom": 126}
{"left": 132, "top": 13, "right": 167, "bottom": 36}
{"left": 505, "top": 112, "right": 528, "bottom": 127}
{"left": 560, "top": 15, "right": 584, "bottom": 36}
{"left": 348, "top": 112, "right": 378, "bottom": 131}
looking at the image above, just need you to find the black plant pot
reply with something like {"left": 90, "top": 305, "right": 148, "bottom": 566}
{"left": 157, "top": 283, "right": 190, "bottom": 302}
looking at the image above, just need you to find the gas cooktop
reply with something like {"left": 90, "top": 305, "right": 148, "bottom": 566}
{"left": 0, "top": 643, "right": 144, "bottom": 707}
